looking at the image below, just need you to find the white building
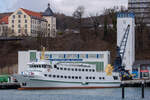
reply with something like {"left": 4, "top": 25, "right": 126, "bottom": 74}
{"left": 117, "top": 12, "right": 135, "bottom": 73}
{"left": 18, "top": 51, "right": 110, "bottom": 74}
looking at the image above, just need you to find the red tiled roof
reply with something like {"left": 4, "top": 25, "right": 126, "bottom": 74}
{"left": 0, "top": 16, "right": 9, "bottom": 24}
{"left": 21, "top": 8, "right": 42, "bottom": 18}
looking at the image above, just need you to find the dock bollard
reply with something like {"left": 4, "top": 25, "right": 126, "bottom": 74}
{"left": 142, "top": 81, "right": 144, "bottom": 99}
{"left": 122, "top": 81, "right": 125, "bottom": 99}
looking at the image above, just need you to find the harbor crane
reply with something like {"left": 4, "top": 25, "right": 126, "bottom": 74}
{"left": 113, "top": 24, "right": 132, "bottom": 80}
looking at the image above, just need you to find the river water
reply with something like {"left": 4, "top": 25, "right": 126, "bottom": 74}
{"left": 0, "top": 88, "right": 150, "bottom": 100}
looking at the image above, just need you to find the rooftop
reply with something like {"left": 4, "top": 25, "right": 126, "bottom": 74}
{"left": 42, "top": 3, "right": 54, "bottom": 16}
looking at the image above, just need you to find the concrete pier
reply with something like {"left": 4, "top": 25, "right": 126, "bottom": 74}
{"left": 0, "top": 83, "right": 20, "bottom": 89}
{"left": 121, "top": 79, "right": 150, "bottom": 87}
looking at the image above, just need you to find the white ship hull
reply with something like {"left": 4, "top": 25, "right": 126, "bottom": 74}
{"left": 14, "top": 74, "right": 121, "bottom": 89}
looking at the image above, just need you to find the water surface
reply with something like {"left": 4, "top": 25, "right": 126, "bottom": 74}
{"left": 0, "top": 88, "right": 150, "bottom": 100}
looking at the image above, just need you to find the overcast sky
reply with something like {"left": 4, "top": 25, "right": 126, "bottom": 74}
{"left": 0, "top": 0, "right": 128, "bottom": 16}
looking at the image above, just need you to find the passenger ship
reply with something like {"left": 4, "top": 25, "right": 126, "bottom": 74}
{"left": 14, "top": 60, "right": 121, "bottom": 89}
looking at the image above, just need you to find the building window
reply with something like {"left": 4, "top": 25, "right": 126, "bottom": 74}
{"left": 18, "top": 20, "right": 21, "bottom": 23}
{"left": 25, "top": 24, "right": 27, "bottom": 28}
{"left": 12, "top": 20, "right": 14, "bottom": 23}
{"left": 48, "top": 24, "right": 50, "bottom": 27}
{"left": 25, "top": 20, "right": 27, "bottom": 23}
{"left": 13, "top": 15, "right": 15, "bottom": 19}
{"left": 18, "top": 24, "right": 21, "bottom": 28}
{"left": 25, "top": 29, "right": 27, "bottom": 34}
{"left": 12, "top": 25, "right": 14, "bottom": 28}
{"left": 18, "top": 15, "right": 21, "bottom": 18}
{"left": 24, "top": 15, "right": 26, "bottom": 18}
{"left": 18, "top": 29, "right": 21, "bottom": 33}
{"left": 12, "top": 29, "right": 14, "bottom": 33}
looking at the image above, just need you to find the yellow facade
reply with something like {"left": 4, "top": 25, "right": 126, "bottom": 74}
{"left": 0, "top": 7, "right": 56, "bottom": 37}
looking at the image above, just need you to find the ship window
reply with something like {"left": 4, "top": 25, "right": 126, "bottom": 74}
{"left": 75, "top": 76, "right": 78, "bottom": 79}
{"left": 78, "top": 69, "right": 81, "bottom": 71}
{"left": 79, "top": 76, "right": 81, "bottom": 79}
{"left": 57, "top": 68, "right": 59, "bottom": 70}
{"left": 65, "top": 76, "right": 67, "bottom": 79}
{"left": 92, "top": 69, "right": 95, "bottom": 72}
{"left": 93, "top": 77, "right": 95, "bottom": 79}
{"left": 68, "top": 76, "right": 71, "bottom": 79}
{"left": 60, "top": 68, "right": 63, "bottom": 70}
{"left": 44, "top": 74, "right": 47, "bottom": 77}
{"left": 75, "top": 68, "right": 77, "bottom": 71}
{"left": 86, "top": 77, "right": 88, "bottom": 79}
{"left": 39, "top": 65, "right": 41, "bottom": 68}
{"left": 82, "top": 69, "right": 84, "bottom": 72}
{"left": 86, "top": 69, "right": 88, "bottom": 72}
{"left": 57, "top": 75, "right": 59, "bottom": 78}
{"left": 49, "top": 75, "right": 51, "bottom": 77}
{"left": 113, "top": 76, "right": 118, "bottom": 80}
{"left": 89, "top": 77, "right": 92, "bottom": 79}
{"left": 61, "top": 76, "right": 63, "bottom": 78}
{"left": 64, "top": 68, "right": 67, "bottom": 70}
{"left": 42, "top": 65, "right": 46, "bottom": 68}
{"left": 53, "top": 75, "right": 56, "bottom": 78}
{"left": 99, "top": 77, "right": 101, "bottom": 80}
{"left": 68, "top": 68, "right": 70, "bottom": 71}
{"left": 89, "top": 69, "right": 92, "bottom": 72}
{"left": 72, "top": 68, "right": 74, "bottom": 71}
{"left": 54, "top": 65, "right": 57, "bottom": 68}
{"left": 72, "top": 76, "right": 74, "bottom": 79}
{"left": 103, "top": 77, "right": 105, "bottom": 79}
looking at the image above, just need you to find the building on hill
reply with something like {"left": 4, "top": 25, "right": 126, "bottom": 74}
{"left": 0, "top": 3, "right": 56, "bottom": 37}
{"left": 128, "top": 0, "right": 150, "bottom": 26}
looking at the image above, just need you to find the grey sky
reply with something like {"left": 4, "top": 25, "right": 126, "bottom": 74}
{"left": 0, "top": 0, "right": 128, "bottom": 16}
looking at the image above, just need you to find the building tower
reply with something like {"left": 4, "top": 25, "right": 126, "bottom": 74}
{"left": 43, "top": 3, "right": 56, "bottom": 38}
{"left": 117, "top": 13, "right": 135, "bottom": 73}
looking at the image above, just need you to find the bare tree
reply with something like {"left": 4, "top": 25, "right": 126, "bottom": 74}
{"left": 89, "top": 13, "right": 100, "bottom": 37}
{"left": 73, "top": 6, "right": 85, "bottom": 33}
